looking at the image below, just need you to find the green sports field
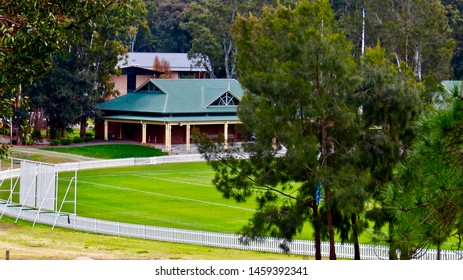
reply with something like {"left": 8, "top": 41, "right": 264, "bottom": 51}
{"left": 1, "top": 160, "right": 372, "bottom": 242}
{"left": 57, "top": 162, "right": 259, "bottom": 234}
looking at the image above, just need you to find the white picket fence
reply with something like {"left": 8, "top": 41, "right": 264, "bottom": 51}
{"left": 0, "top": 154, "right": 462, "bottom": 260}
{"left": 0, "top": 201, "right": 393, "bottom": 259}
{"left": 54, "top": 154, "right": 206, "bottom": 172}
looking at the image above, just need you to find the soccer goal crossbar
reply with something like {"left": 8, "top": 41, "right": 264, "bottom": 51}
{"left": 0, "top": 158, "right": 77, "bottom": 227}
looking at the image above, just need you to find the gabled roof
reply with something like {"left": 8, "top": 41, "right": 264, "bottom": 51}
{"left": 116, "top": 52, "right": 206, "bottom": 72}
{"left": 120, "top": 66, "right": 164, "bottom": 76}
{"left": 99, "top": 79, "right": 243, "bottom": 115}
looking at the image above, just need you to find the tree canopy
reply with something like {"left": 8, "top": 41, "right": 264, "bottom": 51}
{"left": 385, "top": 87, "right": 463, "bottom": 260}
{"left": 0, "top": 0, "right": 135, "bottom": 94}
{"left": 195, "top": 0, "right": 367, "bottom": 260}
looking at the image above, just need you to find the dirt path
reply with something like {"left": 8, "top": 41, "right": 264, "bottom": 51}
{"left": 10, "top": 146, "right": 96, "bottom": 162}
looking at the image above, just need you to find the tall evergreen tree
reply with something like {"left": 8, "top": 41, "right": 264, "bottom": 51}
{"left": 195, "top": 0, "right": 364, "bottom": 260}
{"left": 384, "top": 86, "right": 463, "bottom": 260}
{"left": 355, "top": 44, "right": 423, "bottom": 259}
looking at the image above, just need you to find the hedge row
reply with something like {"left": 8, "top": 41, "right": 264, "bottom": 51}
{"left": 50, "top": 136, "right": 94, "bottom": 146}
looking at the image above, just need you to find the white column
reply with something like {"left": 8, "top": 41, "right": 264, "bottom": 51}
{"left": 186, "top": 124, "right": 191, "bottom": 152}
{"left": 224, "top": 122, "right": 229, "bottom": 149}
{"left": 104, "top": 120, "right": 108, "bottom": 141}
{"left": 141, "top": 122, "right": 147, "bottom": 144}
{"left": 164, "top": 123, "right": 171, "bottom": 152}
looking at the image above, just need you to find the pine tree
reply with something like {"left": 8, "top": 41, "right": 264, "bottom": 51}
{"left": 384, "top": 87, "right": 463, "bottom": 260}
{"left": 355, "top": 44, "right": 423, "bottom": 259}
{"left": 195, "top": 0, "right": 365, "bottom": 260}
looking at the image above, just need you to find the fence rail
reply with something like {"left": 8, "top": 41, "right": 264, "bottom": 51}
{"left": 1, "top": 154, "right": 462, "bottom": 260}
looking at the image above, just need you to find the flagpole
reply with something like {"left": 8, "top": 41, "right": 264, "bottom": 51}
{"left": 361, "top": 6, "right": 366, "bottom": 60}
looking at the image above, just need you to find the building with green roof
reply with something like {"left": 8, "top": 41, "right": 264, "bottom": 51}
{"left": 97, "top": 79, "right": 243, "bottom": 152}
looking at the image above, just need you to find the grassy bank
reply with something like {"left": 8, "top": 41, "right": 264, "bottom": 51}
{"left": 41, "top": 144, "right": 166, "bottom": 159}
{"left": 0, "top": 216, "right": 309, "bottom": 260}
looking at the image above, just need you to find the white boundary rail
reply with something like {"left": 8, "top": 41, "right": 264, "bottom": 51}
{"left": 0, "top": 154, "right": 462, "bottom": 260}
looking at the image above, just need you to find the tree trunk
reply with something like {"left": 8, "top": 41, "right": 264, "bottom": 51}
{"left": 437, "top": 241, "right": 441, "bottom": 260}
{"left": 312, "top": 201, "right": 322, "bottom": 260}
{"left": 325, "top": 187, "right": 337, "bottom": 260}
{"left": 50, "top": 126, "right": 57, "bottom": 140}
{"left": 352, "top": 214, "right": 361, "bottom": 260}
{"left": 80, "top": 116, "right": 87, "bottom": 138}
{"left": 321, "top": 115, "right": 336, "bottom": 260}
{"left": 388, "top": 222, "right": 398, "bottom": 260}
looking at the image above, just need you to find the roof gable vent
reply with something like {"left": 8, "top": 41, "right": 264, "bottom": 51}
{"left": 138, "top": 81, "right": 163, "bottom": 93}
{"left": 209, "top": 91, "right": 239, "bottom": 107}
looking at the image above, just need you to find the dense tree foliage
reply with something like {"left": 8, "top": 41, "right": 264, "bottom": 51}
{"left": 385, "top": 87, "right": 463, "bottom": 259}
{"left": 333, "top": 0, "right": 455, "bottom": 82}
{"left": 26, "top": 54, "right": 97, "bottom": 139}
{"left": 181, "top": 0, "right": 283, "bottom": 78}
{"left": 195, "top": 0, "right": 367, "bottom": 260}
{"left": 442, "top": 0, "right": 463, "bottom": 79}
{"left": 0, "top": 0, "right": 138, "bottom": 153}
{"left": 153, "top": 1, "right": 191, "bottom": 52}
{"left": 353, "top": 45, "right": 423, "bottom": 259}
{"left": 13, "top": 0, "right": 147, "bottom": 139}
{"left": 0, "top": 0, "right": 134, "bottom": 94}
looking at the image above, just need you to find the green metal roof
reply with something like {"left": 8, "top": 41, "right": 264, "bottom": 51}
{"left": 99, "top": 79, "right": 243, "bottom": 114}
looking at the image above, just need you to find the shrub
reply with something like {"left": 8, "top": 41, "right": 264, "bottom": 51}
{"left": 32, "top": 129, "right": 42, "bottom": 139}
{"left": 73, "top": 137, "right": 85, "bottom": 144}
{"left": 60, "top": 138, "right": 72, "bottom": 145}
{"left": 84, "top": 136, "right": 94, "bottom": 142}
{"left": 50, "top": 139, "right": 60, "bottom": 146}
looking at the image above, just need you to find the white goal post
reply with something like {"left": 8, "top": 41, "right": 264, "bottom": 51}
{"left": 0, "top": 158, "right": 77, "bottom": 225}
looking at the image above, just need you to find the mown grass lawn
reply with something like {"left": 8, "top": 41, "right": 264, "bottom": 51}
{"left": 1, "top": 160, "right": 378, "bottom": 243}
{"left": 0, "top": 144, "right": 391, "bottom": 246}
{"left": 54, "top": 162, "right": 382, "bottom": 244}
{"left": 0, "top": 216, "right": 308, "bottom": 260}
{"left": 57, "top": 162, "right": 257, "bottom": 234}
{"left": 41, "top": 144, "right": 166, "bottom": 159}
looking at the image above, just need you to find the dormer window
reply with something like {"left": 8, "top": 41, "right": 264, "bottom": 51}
{"left": 138, "top": 81, "right": 162, "bottom": 92}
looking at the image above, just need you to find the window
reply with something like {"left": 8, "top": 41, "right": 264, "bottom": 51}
{"left": 210, "top": 92, "right": 239, "bottom": 106}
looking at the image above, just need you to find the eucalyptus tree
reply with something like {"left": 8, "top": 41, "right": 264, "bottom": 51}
{"left": 195, "top": 0, "right": 365, "bottom": 260}
{"left": 152, "top": 1, "right": 191, "bottom": 52}
{"left": 181, "top": 0, "right": 281, "bottom": 78}
{"left": 0, "top": 0, "right": 134, "bottom": 95}
{"left": 132, "top": 0, "right": 158, "bottom": 52}
{"left": 20, "top": 0, "right": 148, "bottom": 138}
{"left": 442, "top": 0, "right": 463, "bottom": 79}
{"left": 364, "top": 0, "right": 454, "bottom": 82}
{"left": 71, "top": 0, "right": 147, "bottom": 137}
{"left": 0, "top": 0, "right": 137, "bottom": 152}
{"left": 26, "top": 54, "right": 97, "bottom": 140}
